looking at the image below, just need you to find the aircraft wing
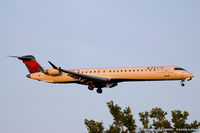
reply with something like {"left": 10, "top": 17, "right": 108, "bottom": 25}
{"left": 48, "top": 61, "right": 109, "bottom": 85}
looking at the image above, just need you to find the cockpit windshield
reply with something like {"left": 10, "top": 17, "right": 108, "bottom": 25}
{"left": 174, "top": 67, "right": 186, "bottom": 71}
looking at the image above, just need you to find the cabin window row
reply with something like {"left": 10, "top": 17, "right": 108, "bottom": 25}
{"left": 78, "top": 69, "right": 156, "bottom": 73}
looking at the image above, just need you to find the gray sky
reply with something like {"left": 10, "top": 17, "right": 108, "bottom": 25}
{"left": 1, "top": 0, "right": 200, "bottom": 133}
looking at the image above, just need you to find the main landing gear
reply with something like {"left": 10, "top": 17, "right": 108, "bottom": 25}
{"left": 88, "top": 85, "right": 94, "bottom": 90}
{"left": 181, "top": 80, "right": 185, "bottom": 87}
{"left": 96, "top": 88, "right": 103, "bottom": 94}
{"left": 88, "top": 85, "right": 103, "bottom": 94}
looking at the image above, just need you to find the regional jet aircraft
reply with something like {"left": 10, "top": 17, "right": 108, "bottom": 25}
{"left": 9, "top": 55, "right": 194, "bottom": 94}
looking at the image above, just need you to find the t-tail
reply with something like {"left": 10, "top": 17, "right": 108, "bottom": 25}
{"left": 8, "top": 55, "right": 43, "bottom": 73}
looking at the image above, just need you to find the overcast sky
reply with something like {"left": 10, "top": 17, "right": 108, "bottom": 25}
{"left": 1, "top": 0, "right": 200, "bottom": 133}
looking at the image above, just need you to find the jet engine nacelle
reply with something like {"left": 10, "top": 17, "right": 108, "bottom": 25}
{"left": 44, "top": 68, "right": 61, "bottom": 76}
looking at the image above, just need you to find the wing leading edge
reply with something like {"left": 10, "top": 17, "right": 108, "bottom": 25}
{"left": 48, "top": 61, "right": 113, "bottom": 90}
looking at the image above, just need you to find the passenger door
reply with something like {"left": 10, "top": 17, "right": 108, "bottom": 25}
{"left": 163, "top": 67, "right": 170, "bottom": 78}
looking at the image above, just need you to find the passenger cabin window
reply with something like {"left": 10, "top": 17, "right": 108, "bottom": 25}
{"left": 121, "top": 70, "right": 123, "bottom": 72}
{"left": 129, "top": 70, "right": 131, "bottom": 72}
{"left": 109, "top": 70, "right": 111, "bottom": 72}
{"left": 125, "top": 70, "right": 127, "bottom": 72}
{"left": 174, "top": 68, "right": 186, "bottom": 71}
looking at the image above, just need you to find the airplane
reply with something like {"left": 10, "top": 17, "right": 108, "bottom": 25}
{"left": 9, "top": 55, "right": 194, "bottom": 94}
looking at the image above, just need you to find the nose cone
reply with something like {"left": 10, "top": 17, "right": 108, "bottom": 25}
{"left": 26, "top": 74, "right": 31, "bottom": 78}
{"left": 190, "top": 73, "right": 194, "bottom": 78}
{"left": 186, "top": 73, "right": 194, "bottom": 80}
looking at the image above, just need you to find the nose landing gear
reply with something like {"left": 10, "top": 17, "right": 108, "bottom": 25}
{"left": 181, "top": 80, "right": 185, "bottom": 87}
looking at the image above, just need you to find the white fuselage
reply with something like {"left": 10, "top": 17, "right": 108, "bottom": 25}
{"left": 28, "top": 66, "right": 193, "bottom": 83}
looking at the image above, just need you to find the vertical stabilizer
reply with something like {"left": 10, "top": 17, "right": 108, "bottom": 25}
{"left": 9, "top": 55, "right": 43, "bottom": 73}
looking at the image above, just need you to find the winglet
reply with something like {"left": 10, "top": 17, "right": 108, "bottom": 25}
{"left": 48, "top": 61, "right": 58, "bottom": 69}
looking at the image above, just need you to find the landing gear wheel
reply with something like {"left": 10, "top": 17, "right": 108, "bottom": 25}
{"left": 88, "top": 85, "right": 94, "bottom": 91}
{"left": 181, "top": 80, "right": 185, "bottom": 87}
{"left": 96, "top": 88, "right": 103, "bottom": 94}
{"left": 181, "top": 82, "right": 185, "bottom": 87}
